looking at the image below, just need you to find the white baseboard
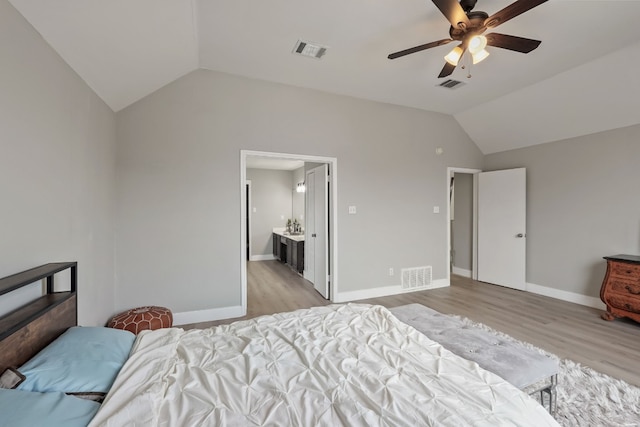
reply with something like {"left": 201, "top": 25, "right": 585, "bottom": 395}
{"left": 173, "top": 282, "right": 602, "bottom": 325}
{"left": 173, "top": 305, "right": 245, "bottom": 326}
{"left": 250, "top": 254, "right": 277, "bottom": 261}
{"left": 334, "top": 279, "right": 449, "bottom": 303}
{"left": 526, "top": 282, "right": 605, "bottom": 310}
{"left": 452, "top": 267, "right": 472, "bottom": 278}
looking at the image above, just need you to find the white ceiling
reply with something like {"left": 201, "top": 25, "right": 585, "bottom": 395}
{"left": 8, "top": 0, "right": 640, "bottom": 154}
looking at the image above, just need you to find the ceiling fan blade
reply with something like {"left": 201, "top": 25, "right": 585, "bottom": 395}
{"left": 485, "top": 33, "right": 541, "bottom": 53}
{"left": 438, "top": 61, "right": 457, "bottom": 78}
{"left": 388, "top": 39, "right": 453, "bottom": 60}
{"left": 484, "top": 0, "right": 548, "bottom": 29}
{"left": 432, "top": 0, "right": 470, "bottom": 29}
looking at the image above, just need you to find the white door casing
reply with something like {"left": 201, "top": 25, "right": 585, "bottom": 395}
{"left": 241, "top": 150, "right": 338, "bottom": 317}
{"left": 446, "top": 167, "right": 481, "bottom": 282}
{"left": 246, "top": 180, "right": 252, "bottom": 261}
{"left": 314, "top": 164, "right": 329, "bottom": 298}
{"left": 477, "top": 168, "right": 526, "bottom": 290}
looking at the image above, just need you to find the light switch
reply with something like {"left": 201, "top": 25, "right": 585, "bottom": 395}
{"left": 433, "top": 206, "right": 440, "bottom": 214}
{"left": 348, "top": 206, "right": 357, "bottom": 214}
{"left": 252, "top": 207, "right": 257, "bottom": 213}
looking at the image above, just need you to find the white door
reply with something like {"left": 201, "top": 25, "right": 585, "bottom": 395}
{"left": 477, "top": 168, "right": 526, "bottom": 290}
{"left": 305, "top": 164, "right": 329, "bottom": 298}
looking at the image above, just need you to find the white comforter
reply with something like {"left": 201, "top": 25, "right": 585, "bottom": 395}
{"left": 90, "top": 304, "right": 559, "bottom": 427}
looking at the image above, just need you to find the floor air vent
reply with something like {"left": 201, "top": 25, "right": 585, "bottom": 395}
{"left": 401, "top": 266, "right": 432, "bottom": 290}
{"left": 438, "top": 79, "right": 465, "bottom": 89}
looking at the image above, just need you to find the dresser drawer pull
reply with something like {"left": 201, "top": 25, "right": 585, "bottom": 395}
{"left": 625, "top": 285, "right": 640, "bottom": 295}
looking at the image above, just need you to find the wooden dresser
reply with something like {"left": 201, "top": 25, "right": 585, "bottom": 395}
{"left": 600, "top": 254, "right": 640, "bottom": 323}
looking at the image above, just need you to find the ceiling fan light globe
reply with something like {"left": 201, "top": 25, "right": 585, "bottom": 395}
{"left": 471, "top": 49, "right": 490, "bottom": 64}
{"left": 468, "top": 35, "right": 487, "bottom": 54}
{"left": 444, "top": 46, "right": 463, "bottom": 66}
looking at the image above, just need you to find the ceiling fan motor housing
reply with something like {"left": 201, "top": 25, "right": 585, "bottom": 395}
{"left": 459, "top": 0, "right": 477, "bottom": 13}
{"left": 450, "top": 10, "right": 488, "bottom": 41}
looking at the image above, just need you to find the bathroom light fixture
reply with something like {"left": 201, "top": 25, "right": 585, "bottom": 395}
{"left": 296, "top": 181, "right": 306, "bottom": 193}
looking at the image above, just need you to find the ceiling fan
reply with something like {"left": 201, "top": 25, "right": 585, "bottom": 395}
{"left": 388, "top": 0, "right": 548, "bottom": 78}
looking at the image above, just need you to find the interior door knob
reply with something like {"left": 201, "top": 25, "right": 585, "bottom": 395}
{"left": 516, "top": 233, "right": 525, "bottom": 238}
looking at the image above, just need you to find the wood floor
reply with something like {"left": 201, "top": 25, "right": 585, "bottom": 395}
{"left": 185, "top": 260, "right": 640, "bottom": 387}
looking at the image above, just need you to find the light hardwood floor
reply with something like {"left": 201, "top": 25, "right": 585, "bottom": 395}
{"left": 184, "top": 260, "right": 640, "bottom": 387}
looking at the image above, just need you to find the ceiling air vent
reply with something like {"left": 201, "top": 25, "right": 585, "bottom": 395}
{"left": 292, "top": 39, "right": 328, "bottom": 59}
{"left": 438, "top": 79, "right": 465, "bottom": 89}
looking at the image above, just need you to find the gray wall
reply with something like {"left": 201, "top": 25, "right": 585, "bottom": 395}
{"left": 484, "top": 124, "right": 640, "bottom": 298}
{"left": 0, "top": 0, "right": 117, "bottom": 325}
{"left": 452, "top": 173, "right": 473, "bottom": 272}
{"left": 247, "top": 168, "right": 293, "bottom": 257}
{"left": 115, "top": 68, "right": 484, "bottom": 314}
{"left": 5, "top": 0, "right": 639, "bottom": 322}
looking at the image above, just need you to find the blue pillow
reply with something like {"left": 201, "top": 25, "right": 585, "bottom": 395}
{"left": 18, "top": 326, "right": 135, "bottom": 393}
{"left": 0, "top": 388, "right": 100, "bottom": 427}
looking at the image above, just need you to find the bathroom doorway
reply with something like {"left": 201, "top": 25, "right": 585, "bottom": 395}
{"left": 240, "top": 150, "right": 338, "bottom": 316}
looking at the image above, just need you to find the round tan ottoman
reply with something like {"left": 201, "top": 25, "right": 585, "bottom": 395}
{"left": 107, "top": 306, "right": 173, "bottom": 334}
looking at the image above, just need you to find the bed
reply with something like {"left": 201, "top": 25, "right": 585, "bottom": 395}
{"left": 1, "top": 264, "right": 559, "bottom": 426}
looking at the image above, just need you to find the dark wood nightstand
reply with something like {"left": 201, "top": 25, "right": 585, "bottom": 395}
{"left": 600, "top": 254, "right": 640, "bottom": 323}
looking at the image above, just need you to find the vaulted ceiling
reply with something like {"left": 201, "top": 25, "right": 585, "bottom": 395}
{"left": 9, "top": 0, "right": 640, "bottom": 154}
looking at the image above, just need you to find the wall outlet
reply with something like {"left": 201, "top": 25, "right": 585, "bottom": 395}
{"left": 388, "top": 267, "right": 394, "bottom": 276}
{"left": 348, "top": 206, "right": 357, "bottom": 214}
{"left": 433, "top": 206, "right": 440, "bottom": 214}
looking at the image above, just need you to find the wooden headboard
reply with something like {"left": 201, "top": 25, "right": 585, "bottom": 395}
{"left": 0, "top": 263, "right": 77, "bottom": 372}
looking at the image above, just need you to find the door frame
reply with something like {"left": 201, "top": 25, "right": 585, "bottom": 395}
{"left": 246, "top": 180, "right": 252, "bottom": 260}
{"left": 446, "top": 167, "right": 482, "bottom": 283}
{"left": 240, "top": 150, "right": 338, "bottom": 315}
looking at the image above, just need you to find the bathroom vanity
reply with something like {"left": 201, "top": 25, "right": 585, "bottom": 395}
{"left": 273, "top": 231, "right": 304, "bottom": 274}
